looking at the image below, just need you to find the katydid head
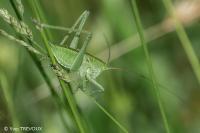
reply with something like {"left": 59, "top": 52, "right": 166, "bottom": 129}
{"left": 80, "top": 55, "right": 107, "bottom": 79}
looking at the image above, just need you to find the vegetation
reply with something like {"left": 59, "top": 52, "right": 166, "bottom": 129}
{"left": 0, "top": 0, "right": 200, "bottom": 133}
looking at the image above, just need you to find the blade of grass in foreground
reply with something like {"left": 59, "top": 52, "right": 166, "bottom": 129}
{"left": 161, "top": 0, "right": 200, "bottom": 85}
{"left": 7, "top": 0, "right": 72, "bottom": 131}
{"left": 94, "top": 100, "right": 129, "bottom": 133}
{"left": 0, "top": 72, "right": 21, "bottom": 133}
{"left": 28, "top": 0, "right": 86, "bottom": 132}
{"left": 128, "top": 0, "right": 170, "bottom": 133}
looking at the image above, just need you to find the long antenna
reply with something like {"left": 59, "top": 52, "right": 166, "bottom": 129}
{"left": 103, "top": 33, "right": 111, "bottom": 65}
{"left": 105, "top": 67, "right": 122, "bottom": 71}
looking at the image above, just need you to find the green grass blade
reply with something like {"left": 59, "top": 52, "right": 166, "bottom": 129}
{"left": 94, "top": 100, "right": 129, "bottom": 133}
{"left": 161, "top": 0, "right": 200, "bottom": 85}
{"left": 29, "top": 0, "right": 53, "bottom": 41}
{"left": 9, "top": 0, "right": 23, "bottom": 20}
{"left": 0, "top": 72, "right": 21, "bottom": 132}
{"left": 28, "top": 0, "right": 56, "bottom": 64}
{"left": 28, "top": 1, "right": 86, "bottom": 132}
{"left": 128, "top": 0, "right": 171, "bottom": 133}
{"left": 7, "top": 0, "right": 74, "bottom": 131}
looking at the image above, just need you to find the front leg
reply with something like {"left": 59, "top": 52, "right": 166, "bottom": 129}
{"left": 51, "top": 64, "right": 82, "bottom": 94}
{"left": 69, "top": 11, "right": 90, "bottom": 49}
{"left": 86, "top": 71, "right": 105, "bottom": 92}
{"left": 70, "top": 33, "right": 92, "bottom": 71}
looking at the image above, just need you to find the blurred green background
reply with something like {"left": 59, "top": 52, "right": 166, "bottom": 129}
{"left": 0, "top": 0, "right": 200, "bottom": 132}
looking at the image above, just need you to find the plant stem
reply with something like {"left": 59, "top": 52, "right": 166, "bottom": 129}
{"left": 128, "top": 0, "right": 170, "bottom": 133}
{"left": 0, "top": 73, "right": 21, "bottom": 132}
{"left": 29, "top": 0, "right": 86, "bottom": 132}
{"left": 94, "top": 100, "right": 129, "bottom": 133}
{"left": 9, "top": 0, "right": 22, "bottom": 20}
{"left": 161, "top": 0, "right": 200, "bottom": 85}
{"left": 8, "top": 0, "right": 72, "bottom": 131}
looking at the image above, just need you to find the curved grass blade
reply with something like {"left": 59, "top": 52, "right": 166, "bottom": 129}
{"left": 90, "top": 97, "right": 129, "bottom": 133}
{"left": 28, "top": 0, "right": 87, "bottom": 132}
{"left": 161, "top": 0, "right": 200, "bottom": 85}
{"left": 128, "top": 0, "right": 171, "bottom": 132}
{"left": 6, "top": 0, "right": 75, "bottom": 131}
{"left": 0, "top": 72, "right": 21, "bottom": 132}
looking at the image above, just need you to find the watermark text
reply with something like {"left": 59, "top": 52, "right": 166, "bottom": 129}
{"left": 3, "top": 126, "right": 43, "bottom": 132}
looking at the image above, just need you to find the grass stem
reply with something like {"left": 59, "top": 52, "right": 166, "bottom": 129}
{"left": 128, "top": 0, "right": 171, "bottom": 132}
{"left": 0, "top": 72, "right": 21, "bottom": 132}
{"left": 161, "top": 0, "right": 200, "bottom": 85}
{"left": 8, "top": 0, "right": 73, "bottom": 131}
{"left": 94, "top": 100, "right": 129, "bottom": 133}
{"left": 28, "top": 0, "right": 86, "bottom": 132}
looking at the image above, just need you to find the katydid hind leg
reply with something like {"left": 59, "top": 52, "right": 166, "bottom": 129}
{"left": 69, "top": 11, "right": 90, "bottom": 49}
{"left": 33, "top": 18, "right": 71, "bottom": 32}
{"left": 32, "top": 11, "right": 91, "bottom": 48}
{"left": 60, "top": 10, "right": 90, "bottom": 46}
{"left": 70, "top": 33, "right": 92, "bottom": 71}
{"left": 32, "top": 19, "right": 90, "bottom": 40}
{"left": 32, "top": 14, "right": 89, "bottom": 47}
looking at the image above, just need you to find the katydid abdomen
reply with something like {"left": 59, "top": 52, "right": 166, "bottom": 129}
{"left": 50, "top": 43, "right": 107, "bottom": 94}
{"left": 50, "top": 44, "right": 107, "bottom": 79}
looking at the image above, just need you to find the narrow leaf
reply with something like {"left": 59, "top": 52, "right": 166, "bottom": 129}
{"left": 0, "top": 29, "right": 41, "bottom": 55}
{"left": 16, "top": 0, "right": 24, "bottom": 18}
